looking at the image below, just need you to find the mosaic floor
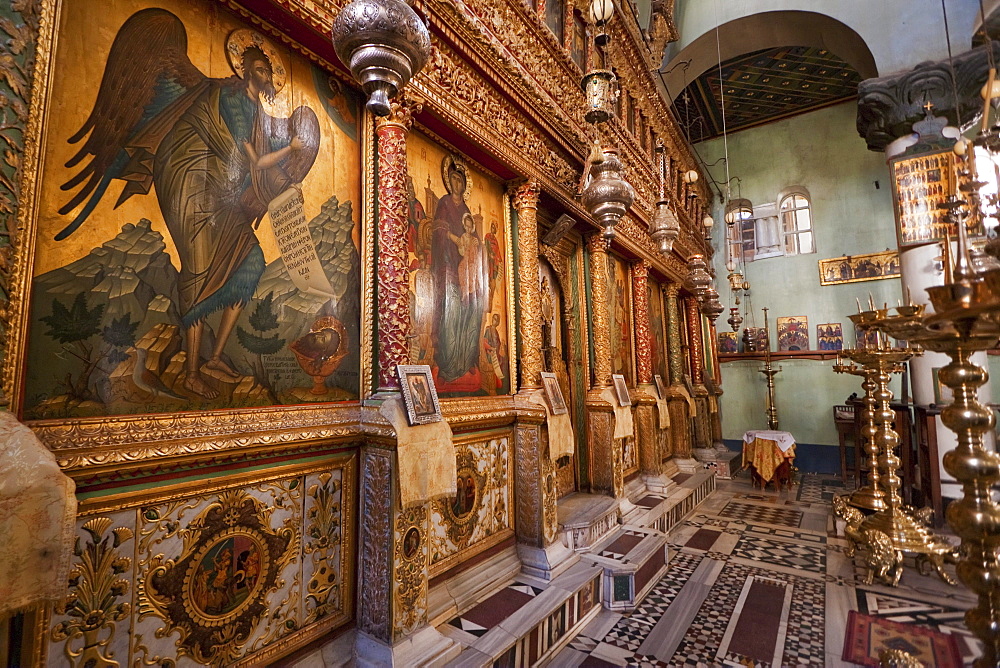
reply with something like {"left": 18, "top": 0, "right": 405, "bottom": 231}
{"left": 550, "top": 473, "right": 982, "bottom": 667}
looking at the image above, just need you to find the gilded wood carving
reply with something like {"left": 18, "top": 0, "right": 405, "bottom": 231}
{"left": 49, "top": 458, "right": 355, "bottom": 667}
{"left": 428, "top": 434, "right": 513, "bottom": 576}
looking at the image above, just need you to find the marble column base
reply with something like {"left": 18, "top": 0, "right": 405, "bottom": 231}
{"left": 518, "top": 539, "right": 580, "bottom": 581}
{"left": 641, "top": 472, "right": 673, "bottom": 495}
{"left": 674, "top": 458, "right": 700, "bottom": 474}
{"left": 355, "top": 626, "right": 460, "bottom": 668}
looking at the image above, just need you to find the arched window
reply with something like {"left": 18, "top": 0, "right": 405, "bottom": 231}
{"left": 779, "top": 191, "right": 814, "bottom": 255}
{"left": 725, "top": 199, "right": 755, "bottom": 264}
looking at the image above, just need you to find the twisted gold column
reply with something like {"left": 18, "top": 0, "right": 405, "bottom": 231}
{"left": 632, "top": 261, "right": 653, "bottom": 385}
{"left": 588, "top": 234, "right": 612, "bottom": 388}
{"left": 512, "top": 180, "right": 543, "bottom": 390}
{"left": 664, "top": 284, "right": 684, "bottom": 386}
{"left": 684, "top": 297, "right": 704, "bottom": 387}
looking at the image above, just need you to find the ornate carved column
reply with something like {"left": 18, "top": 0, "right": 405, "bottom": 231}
{"left": 588, "top": 235, "right": 613, "bottom": 389}
{"left": 685, "top": 297, "right": 711, "bottom": 450}
{"left": 375, "top": 100, "right": 420, "bottom": 391}
{"left": 664, "top": 283, "right": 692, "bottom": 461}
{"left": 685, "top": 297, "right": 705, "bottom": 388}
{"left": 510, "top": 181, "right": 573, "bottom": 579}
{"left": 512, "top": 180, "right": 543, "bottom": 390}
{"left": 664, "top": 284, "right": 684, "bottom": 386}
{"left": 707, "top": 320, "right": 724, "bottom": 446}
{"left": 632, "top": 262, "right": 662, "bottom": 479}
{"left": 633, "top": 261, "right": 653, "bottom": 386}
{"left": 356, "top": 444, "right": 454, "bottom": 663}
{"left": 586, "top": 234, "right": 621, "bottom": 495}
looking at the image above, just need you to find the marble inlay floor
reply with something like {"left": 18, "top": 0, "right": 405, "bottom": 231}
{"left": 551, "top": 473, "right": 982, "bottom": 667}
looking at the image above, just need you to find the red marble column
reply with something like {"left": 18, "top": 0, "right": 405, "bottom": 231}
{"left": 632, "top": 260, "right": 653, "bottom": 385}
{"left": 375, "top": 100, "right": 420, "bottom": 391}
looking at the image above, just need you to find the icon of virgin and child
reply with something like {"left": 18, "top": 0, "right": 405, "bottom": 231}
{"left": 53, "top": 9, "right": 320, "bottom": 399}
{"left": 421, "top": 156, "right": 498, "bottom": 393}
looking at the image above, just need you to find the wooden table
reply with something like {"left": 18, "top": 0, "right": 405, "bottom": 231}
{"left": 742, "top": 430, "right": 796, "bottom": 489}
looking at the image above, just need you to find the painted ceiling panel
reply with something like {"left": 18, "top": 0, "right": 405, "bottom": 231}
{"left": 672, "top": 46, "right": 862, "bottom": 143}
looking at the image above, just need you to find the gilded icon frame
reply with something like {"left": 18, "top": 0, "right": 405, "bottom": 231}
{"left": 540, "top": 371, "right": 568, "bottom": 415}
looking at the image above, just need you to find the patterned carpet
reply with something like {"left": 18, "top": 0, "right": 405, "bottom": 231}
{"left": 550, "top": 473, "right": 981, "bottom": 667}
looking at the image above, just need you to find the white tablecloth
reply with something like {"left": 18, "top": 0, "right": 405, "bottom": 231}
{"left": 743, "top": 430, "right": 795, "bottom": 453}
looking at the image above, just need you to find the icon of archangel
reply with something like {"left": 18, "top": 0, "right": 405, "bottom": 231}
{"left": 55, "top": 8, "right": 320, "bottom": 399}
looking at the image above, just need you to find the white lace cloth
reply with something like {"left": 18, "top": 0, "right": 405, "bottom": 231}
{"left": 0, "top": 410, "right": 77, "bottom": 614}
{"left": 743, "top": 429, "right": 796, "bottom": 452}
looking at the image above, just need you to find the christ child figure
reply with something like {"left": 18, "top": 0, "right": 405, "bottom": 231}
{"left": 450, "top": 213, "right": 483, "bottom": 301}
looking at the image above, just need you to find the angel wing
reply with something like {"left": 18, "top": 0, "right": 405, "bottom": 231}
{"left": 56, "top": 9, "right": 206, "bottom": 240}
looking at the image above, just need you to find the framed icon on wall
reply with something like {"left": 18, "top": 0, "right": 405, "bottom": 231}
{"left": 540, "top": 371, "right": 568, "bottom": 415}
{"left": 397, "top": 365, "right": 443, "bottom": 425}
{"left": 612, "top": 374, "right": 631, "bottom": 408}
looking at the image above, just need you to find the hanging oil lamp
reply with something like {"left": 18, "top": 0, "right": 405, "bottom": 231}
{"left": 331, "top": 0, "right": 431, "bottom": 116}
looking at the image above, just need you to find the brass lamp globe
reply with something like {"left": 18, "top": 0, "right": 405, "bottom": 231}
{"left": 332, "top": 0, "right": 431, "bottom": 116}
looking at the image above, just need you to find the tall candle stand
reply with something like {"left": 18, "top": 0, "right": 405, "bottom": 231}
{"left": 832, "top": 306, "right": 957, "bottom": 588}
{"left": 832, "top": 352, "right": 886, "bottom": 513}
{"left": 759, "top": 307, "right": 781, "bottom": 430}
{"left": 878, "top": 227, "right": 1000, "bottom": 664}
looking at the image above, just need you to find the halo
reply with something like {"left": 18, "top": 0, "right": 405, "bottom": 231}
{"left": 442, "top": 154, "right": 473, "bottom": 202}
{"left": 226, "top": 29, "right": 287, "bottom": 94}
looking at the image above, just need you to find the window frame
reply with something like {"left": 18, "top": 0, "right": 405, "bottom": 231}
{"left": 778, "top": 189, "right": 815, "bottom": 256}
{"left": 725, "top": 199, "right": 756, "bottom": 264}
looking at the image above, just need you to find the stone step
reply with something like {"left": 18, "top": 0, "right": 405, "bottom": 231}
{"left": 556, "top": 492, "right": 620, "bottom": 552}
{"left": 581, "top": 524, "right": 670, "bottom": 613}
{"left": 438, "top": 559, "right": 604, "bottom": 667}
{"left": 432, "top": 470, "right": 717, "bottom": 667}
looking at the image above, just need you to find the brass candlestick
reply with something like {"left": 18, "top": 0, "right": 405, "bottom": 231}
{"left": 833, "top": 305, "right": 957, "bottom": 588}
{"left": 833, "top": 354, "right": 886, "bottom": 512}
{"left": 759, "top": 307, "right": 781, "bottom": 430}
{"left": 884, "top": 286, "right": 1000, "bottom": 663}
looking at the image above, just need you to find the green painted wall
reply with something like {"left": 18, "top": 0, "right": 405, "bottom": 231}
{"left": 700, "top": 101, "right": 902, "bottom": 447}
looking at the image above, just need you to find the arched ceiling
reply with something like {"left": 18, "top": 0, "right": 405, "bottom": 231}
{"left": 672, "top": 45, "right": 862, "bottom": 143}
{"left": 659, "top": 11, "right": 877, "bottom": 143}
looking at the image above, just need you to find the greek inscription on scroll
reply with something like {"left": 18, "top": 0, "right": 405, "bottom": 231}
{"left": 268, "top": 188, "right": 335, "bottom": 297}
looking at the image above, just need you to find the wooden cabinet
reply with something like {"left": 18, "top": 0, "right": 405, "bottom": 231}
{"left": 913, "top": 405, "right": 944, "bottom": 525}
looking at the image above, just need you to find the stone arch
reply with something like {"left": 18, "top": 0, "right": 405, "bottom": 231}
{"left": 660, "top": 11, "right": 877, "bottom": 102}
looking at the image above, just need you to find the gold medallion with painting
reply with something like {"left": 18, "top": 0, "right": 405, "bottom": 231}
{"left": 404, "top": 132, "right": 514, "bottom": 398}
{"left": 442, "top": 447, "right": 487, "bottom": 544}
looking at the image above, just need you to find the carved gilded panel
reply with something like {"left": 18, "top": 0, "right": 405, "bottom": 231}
{"left": 428, "top": 434, "right": 513, "bottom": 576}
{"left": 48, "top": 457, "right": 355, "bottom": 666}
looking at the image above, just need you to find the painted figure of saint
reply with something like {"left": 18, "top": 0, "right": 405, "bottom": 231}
{"left": 55, "top": 9, "right": 319, "bottom": 399}
{"left": 431, "top": 156, "right": 488, "bottom": 387}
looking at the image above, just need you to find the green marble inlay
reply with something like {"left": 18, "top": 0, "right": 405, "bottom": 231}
{"left": 613, "top": 574, "right": 631, "bottom": 601}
